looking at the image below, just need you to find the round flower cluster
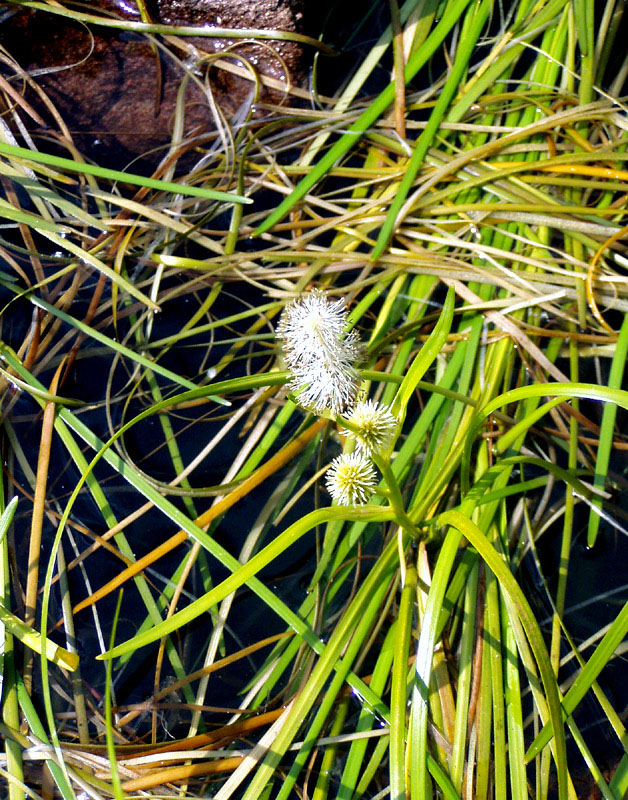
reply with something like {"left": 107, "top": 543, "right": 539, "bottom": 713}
{"left": 276, "top": 290, "right": 398, "bottom": 506}
{"left": 276, "top": 290, "right": 362, "bottom": 415}
{"left": 342, "top": 399, "right": 397, "bottom": 456}
{"left": 326, "top": 401, "right": 397, "bottom": 505}
{"left": 325, "top": 451, "right": 377, "bottom": 506}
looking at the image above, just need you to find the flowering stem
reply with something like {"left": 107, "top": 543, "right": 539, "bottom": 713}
{"left": 338, "top": 416, "right": 361, "bottom": 436}
{"left": 372, "top": 454, "right": 420, "bottom": 540}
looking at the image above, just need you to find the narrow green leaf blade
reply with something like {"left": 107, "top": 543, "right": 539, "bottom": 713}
{"left": 391, "top": 286, "right": 455, "bottom": 421}
{"left": 0, "top": 602, "right": 79, "bottom": 672}
{"left": 0, "top": 141, "right": 250, "bottom": 204}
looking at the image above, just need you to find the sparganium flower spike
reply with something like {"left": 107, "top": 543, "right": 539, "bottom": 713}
{"left": 291, "top": 361, "right": 360, "bottom": 416}
{"left": 343, "top": 400, "right": 397, "bottom": 455}
{"left": 326, "top": 451, "right": 377, "bottom": 506}
{"left": 276, "top": 289, "right": 362, "bottom": 415}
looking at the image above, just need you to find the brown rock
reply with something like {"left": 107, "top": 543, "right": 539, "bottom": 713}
{"left": 0, "top": 0, "right": 307, "bottom": 169}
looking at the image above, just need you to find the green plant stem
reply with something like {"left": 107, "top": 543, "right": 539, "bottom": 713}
{"left": 372, "top": 454, "right": 418, "bottom": 538}
{"left": 389, "top": 564, "right": 417, "bottom": 800}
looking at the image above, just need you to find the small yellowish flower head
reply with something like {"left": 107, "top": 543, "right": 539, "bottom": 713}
{"left": 343, "top": 400, "right": 397, "bottom": 455}
{"left": 276, "top": 290, "right": 362, "bottom": 415}
{"left": 326, "top": 451, "right": 377, "bottom": 506}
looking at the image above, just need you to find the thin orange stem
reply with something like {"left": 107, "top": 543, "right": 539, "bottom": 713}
{"left": 72, "top": 418, "right": 326, "bottom": 616}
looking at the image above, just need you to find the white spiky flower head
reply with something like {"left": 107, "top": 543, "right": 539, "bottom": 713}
{"left": 326, "top": 451, "right": 377, "bottom": 506}
{"left": 289, "top": 360, "right": 361, "bottom": 416}
{"left": 343, "top": 400, "right": 397, "bottom": 455}
{"left": 276, "top": 289, "right": 363, "bottom": 416}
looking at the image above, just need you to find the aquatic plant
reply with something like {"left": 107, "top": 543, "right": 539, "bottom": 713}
{"left": 342, "top": 399, "right": 398, "bottom": 456}
{"left": 325, "top": 451, "right": 378, "bottom": 506}
{"left": 276, "top": 289, "right": 362, "bottom": 414}
{"left": 2, "top": 1, "right": 628, "bottom": 799}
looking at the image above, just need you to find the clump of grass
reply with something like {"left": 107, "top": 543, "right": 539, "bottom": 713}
{"left": 2, "top": 0, "right": 628, "bottom": 799}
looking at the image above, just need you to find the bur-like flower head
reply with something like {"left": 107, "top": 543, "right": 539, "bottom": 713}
{"left": 326, "top": 451, "right": 377, "bottom": 506}
{"left": 276, "top": 290, "right": 362, "bottom": 415}
{"left": 290, "top": 360, "right": 361, "bottom": 416}
{"left": 343, "top": 400, "right": 397, "bottom": 455}
{"left": 277, "top": 290, "right": 354, "bottom": 362}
